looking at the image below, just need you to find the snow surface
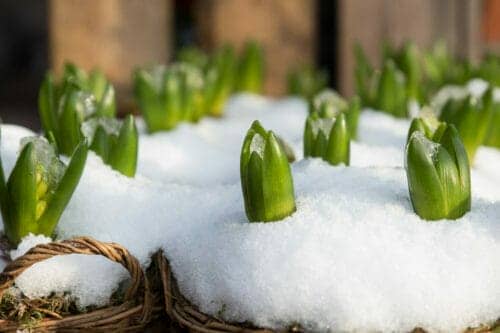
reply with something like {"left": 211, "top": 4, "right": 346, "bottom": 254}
{"left": 1, "top": 94, "right": 500, "bottom": 331}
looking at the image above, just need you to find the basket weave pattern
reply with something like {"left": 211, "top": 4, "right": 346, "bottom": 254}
{"left": 155, "top": 252, "right": 277, "bottom": 333}
{"left": 0, "top": 237, "right": 153, "bottom": 332}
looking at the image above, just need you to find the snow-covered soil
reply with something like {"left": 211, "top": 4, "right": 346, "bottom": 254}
{"left": 1, "top": 93, "right": 500, "bottom": 332}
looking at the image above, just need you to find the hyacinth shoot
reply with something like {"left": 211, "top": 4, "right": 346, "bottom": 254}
{"left": 38, "top": 63, "right": 116, "bottom": 155}
{"left": 304, "top": 110, "right": 350, "bottom": 166}
{"left": 439, "top": 88, "right": 494, "bottom": 162}
{"left": 405, "top": 124, "right": 471, "bottom": 221}
{"left": 0, "top": 136, "right": 88, "bottom": 245}
{"left": 84, "top": 115, "right": 138, "bottom": 177}
{"left": 240, "top": 121, "right": 296, "bottom": 222}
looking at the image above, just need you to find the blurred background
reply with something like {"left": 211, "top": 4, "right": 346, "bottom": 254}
{"left": 0, "top": 0, "right": 499, "bottom": 130}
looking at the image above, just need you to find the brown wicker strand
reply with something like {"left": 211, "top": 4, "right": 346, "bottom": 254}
{"left": 155, "top": 251, "right": 275, "bottom": 333}
{"left": 0, "top": 237, "right": 154, "bottom": 332}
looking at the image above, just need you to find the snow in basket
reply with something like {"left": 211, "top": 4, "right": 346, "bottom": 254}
{"left": 1, "top": 94, "right": 500, "bottom": 332}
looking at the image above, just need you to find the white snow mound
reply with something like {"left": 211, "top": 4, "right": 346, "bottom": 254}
{"left": 0, "top": 94, "right": 499, "bottom": 331}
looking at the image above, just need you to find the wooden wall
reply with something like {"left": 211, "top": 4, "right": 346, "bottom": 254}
{"left": 49, "top": 0, "right": 173, "bottom": 108}
{"left": 195, "top": 0, "right": 316, "bottom": 96}
{"left": 337, "top": 0, "right": 484, "bottom": 96}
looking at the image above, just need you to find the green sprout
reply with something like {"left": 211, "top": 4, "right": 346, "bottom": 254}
{"left": 354, "top": 43, "right": 374, "bottom": 107}
{"left": 439, "top": 88, "right": 494, "bottom": 162}
{"left": 236, "top": 41, "right": 264, "bottom": 93}
{"left": 39, "top": 63, "right": 116, "bottom": 144}
{"left": 484, "top": 100, "right": 500, "bottom": 148}
{"left": 375, "top": 60, "right": 408, "bottom": 118}
{"left": 83, "top": 115, "right": 138, "bottom": 177}
{"left": 0, "top": 136, "right": 88, "bottom": 245}
{"left": 133, "top": 63, "right": 204, "bottom": 131}
{"left": 406, "top": 124, "right": 471, "bottom": 221}
{"left": 38, "top": 63, "right": 117, "bottom": 156}
{"left": 177, "top": 46, "right": 209, "bottom": 70}
{"left": 240, "top": 121, "right": 296, "bottom": 222}
{"left": 406, "top": 115, "right": 447, "bottom": 143}
{"left": 310, "top": 90, "right": 361, "bottom": 140}
{"left": 304, "top": 108, "right": 350, "bottom": 166}
{"left": 287, "top": 65, "right": 328, "bottom": 101}
{"left": 203, "top": 45, "right": 237, "bottom": 117}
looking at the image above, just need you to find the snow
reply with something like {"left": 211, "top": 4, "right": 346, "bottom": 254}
{"left": 249, "top": 133, "right": 265, "bottom": 157}
{"left": 0, "top": 94, "right": 500, "bottom": 331}
{"left": 431, "top": 78, "right": 500, "bottom": 113}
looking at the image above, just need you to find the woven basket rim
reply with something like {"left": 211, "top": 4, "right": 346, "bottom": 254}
{"left": 0, "top": 236, "right": 155, "bottom": 332}
{"left": 155, "top": 251, "right": 278, "bottom": 333}
{"left": 155, "top": 251, "right": 500, "bottom": 333}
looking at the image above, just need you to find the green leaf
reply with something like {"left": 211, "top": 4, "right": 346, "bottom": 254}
{"left": 90, "top": 126, "right": 111, "bottom": 161}
{"left": 88, "top": 69, "right": 107, "bottom": 102}
{"left": 236, "top": 41, "right": 264, "bottom": 93}
{"left": 96, "top": 84, "right": 116, "bottom": 118}
{"left": 262, "top": 132, "right": 296, "bottom": 222}
{"left": 37, "top": 142, "right": 88, "bottom": 237}
{"left": 38, "top": 72, "right": 58, "bottom": 136}
{"left": 406, "top": 132, "right": 447, "bottom": 220}
{"left": 134, "top": 69, "right": 164, "bottom": 133}
{"left": 303, "top": 118, "right": 315, "bottom": 157}
{"left": 345, "top": 96, "right": 361, "bottom": 140}
{"left": 58, "top": 90, "right": 86, "bottom": 155}
{"left": 6, "top": 142, "right": 38, "bottom": 244}
{"left": 108, "top": 115, "right": 138, "bottom": 177}
{"left": 325, "top": 113, "right": 350, "bottom": 166}
{"left": 246, "top": 151, "right": 265, "bottom": 221}
{"left": 163, "top": 69, "right": 182, "bottom": 129}
{"left": 438, "top": 125, "right": 471, "bottom": 218}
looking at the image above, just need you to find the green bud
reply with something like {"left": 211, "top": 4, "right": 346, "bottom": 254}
{"left": 107, "top": 115, "right": 138, "bottom": 177}
{"left": 57, "top": 89, "right": 91, "bottom": 155}
{"left": 134, "top": 63, "right": 204, "bottom": 131}
{"left": 394, "top": 42, "right": 421, "bottom": 102}
{"left": 407, "top": 115, "right": 444, "bottom": 143}
{"left": 203, "top": 45, "right": 237, "bottom": 117}
{"left": 375, "top": 60, "right": 408, "bottom": 118}
{"left": 38, "top": 64, "right": 116, "bottom": 152}
{"left": 85, "top": 116, "right": 138, "bottom": 177}
{"left": 177, "top": 46, "right": 209, "bottom": 69}
{"left": 0, "top": 137, "right": 88, "bottom": 245}
{"left": 484, "top": 100, "right": 500, "bottom": 148}
{"left": 310, "top": 90, "right": 360, "bottom": 140}
{"left": 133, "top": 68, "right": 166, "bottom": 132}
{"left": 240, "top": 121, "right": 296, "bottom": 222}
{"left": 439, "top": 88, "right": 494, "bottom": 162}
{"left": 287, "top": 65, "right": 328, "bottom": 101}
{"left": 304, "top": 111, "right": 350, "bottom": 166}
{"left": 345, "top": 96, "right": 361, "bottom": 140}
{"left": 38, "top": 73, "right": 58, "bottom": 138}
{"left": 236, "top": 41, "right": 264, "bottom": 93}
{"left": 405, "top": 124, "right": 470, "bottom": 221}
{"left": 354, "top": 43, "right": 374, "bottom": 107}
{"left": 171, "top": 63, "right": 204, "bottom": 122}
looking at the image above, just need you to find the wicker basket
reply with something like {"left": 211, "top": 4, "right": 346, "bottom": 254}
{"left": 154, "top": 251, "right": 284, "bottom": 333}
{"left": 0, "top": 237, "right": 156, "bottom": 332}
{"left": 154, "top": 251, "right": 500, "bottom": 333}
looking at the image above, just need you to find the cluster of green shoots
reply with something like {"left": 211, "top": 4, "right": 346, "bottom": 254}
{"left": 355, "top": 42, "right": 420, "bottom": 118}
{"left": 355, "top": 41, "right": 500, "bottom": 118}
{"left": 406, "top": 116, "right": 471, "bottom": 221}
{"left": 0, "top": 134, "right": 88, "bottom": 245}
{"left": 134, "top": 41, "right": 265, "bottom": 133}
{"left": 240, "top": 90, "right": 360, "bottom": 223}
{"left": 38, "top": 63, "right": 138, "bottom": 177}
{"left": 303, "top": 90, "right": 359, "bottom": 166}
{"left": 438, "top": 87, "right": 495, "bottom": 162}
{"left": 287, "top": 65, "right": 328, "bottom": 101}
